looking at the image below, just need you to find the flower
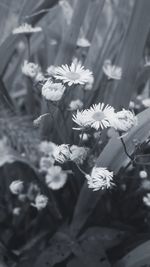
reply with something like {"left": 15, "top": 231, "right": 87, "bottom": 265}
{"left": 9, "top": 180, "right": 24, "bottom": 195}
{"left": 39, "top": 141, "right": 57, "bottom": 156}
{"left": 45, "top": 166, "right": 67, "bottom": 190}
{"left": 39, "top": 156, "right": 55, "bottom": 172}
{"left": 47, "top": 65, "right": 56, "bottom": 76}
{"left": 35, "top": 72, "right": 45, "bottom": 83}
{"left": 31, "top": 194, "right": 48, "bottom": 210}
{"left": 143, "top": 193, "right": 150, "bottom": 207}
{"left": 142, "top": 98, "right": 150, "bottom": 108}
{"left": 77, "top": 37, "right": 91, "bottom": 48}
{"left": 22, "top": 60, "right": 40, "bottom": 78}
{"left": 53, "top": 144, "right": 70, "bottom": 163}
{"left": 84, "top": 76, "right": 94, "bottom": 91}
{"left": 103, "top": 60, "right": 122, "bottom": 80}
{"left": 69, "top": 99, "right": 83, "bottom": 111}
{"left": 85, "top": 167, "right": 114, "bottom": 191}
{"left": 72, "top": 109, "right": 91, "bottom": 130}
{"left": 139, "top": 170, "right": 148, "bottom": 179}
{"left": 81, "top": 103, "right": 116, "bottom": 130}
{"left": 70, "top": 145, "right": 89, "bottom": 164}
{"left": 111, "top": 109, "right": 137, "bottom": 132}
{"left": 12, "top": 23, "right": 42, "bottom": 34}
{"left": 54, "top": 59, "right": 93, "bottom": 86}
{"left": 42, "top": 79, "right": 66, "bottom": 101}
{"left": 13, "top": 207, "right": 21, "bottom": 216}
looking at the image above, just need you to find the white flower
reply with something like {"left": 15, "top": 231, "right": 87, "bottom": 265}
{"left": 143, "top": 193, "right": 150, "bottom": 207}
{"left": 69, "top": 99, "right": 83, "bottom": 111}
{"left": 9, "top": 180, "right": 24, "bottom": 195}
{"left": 53, "top": 144, "right": 70, "bottom": 163}
{"left": 86, "top": 167, "right": 114, "bottom": 191}
{"left": 142, "top": 98, "right": 150, "bottom": 108}
{"left": 84, "top": 76, "right": 94, "bottom": 91}
{"left": 35, "top": 72, "right": 45, "bottom": 83}
{"left": 45, "top": 166, "right": 67, "bottom": 190}
{"left": 39, "top": 156, "right": 55, "bottom": 172}
{"left": 47, "top": 65, "right": 56, "bottom": 76}
{"left": 39, "top": 141, "right": 57, "bottom": 156}
{"left": 139, "top": 170, "right": 148, "bottom": 179}
{"left": 70, "top": 145, "right": 89, "bottom": 164}
{"left": 77, "top": 37, "right": 91, "bottom": 48}
{"left": 42, "top": 79, "right": 65, "bottom": 101}
{"left": 31, "top": 194, "right": 48, "bottom": 210}
{"left": 22, "top": 60, "right": 40, "bottom": 78}
{"left": 81, "top": 103, "right": 116, "bottom": 130}
{"left": 13, "top": 207, "right": 21, "bottom": 216}
{"left": 72, "top": 109, "right": 91, "bottom": 130}
{"left": 111, "top": 109, "right": 137, "bottom": 132}
{"left": 12, "top": 23, "right": 42, "bottom": 34}
{"left": 103, "top": 60, "right": 122, "bottom": 80}
{"left": 54, "top": 59, "right": 93, "bottom": 86}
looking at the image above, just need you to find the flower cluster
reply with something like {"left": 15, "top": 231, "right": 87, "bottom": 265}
{"left": 73, "top": 103, "right": 137, "bottom": 133}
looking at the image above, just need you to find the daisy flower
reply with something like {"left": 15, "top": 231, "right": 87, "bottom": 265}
{"left": 70, "top": 145, "right": 89, "bottom": 164}
{"left": 31, "top": 194, "right": 48, "bottom": 210}
{"left": 39, "top": 141, "right": 57, "bottom": 156}
{"left": 111, "top": 109, "right": 137, "bottom": 132}
{"left": 103, "top": 60, "right": 122, "bottom": 80}
{"left": 69, "top": 99, "right": 83, "bottom": 111}
{"left": 72, "top": 109, "right": 91, "bottom": 130}
{"left": 54, "top": 59, "right": 93, "bottom": 86}
{"left": 22, "top": 60, "right": 40, "bottom": 78}
{"left": 42, "top": 79, "right": 66, "bottom": 101}
{"left": 142, "top": 98, "right": 150, "bottom": 108}
{"left": 9, "top": 180, "right": 24, "bottom": 195}
{"left": 53, "top": 144, "right": 70, "bottom": 163}
{"left": 82, "top": 103, "right": 116, "bottom": 130}
{"left": 12, "top": 23, "right": 42, "bottom": 34}
{"left": 77, "top": 37, "right": 91, "bottom": 48}
{"left": 45, "top": 166, "right": 67, "bottom": 190}
{"left": 85, "top": 167, "right": 114, "bottom": 191}
{"left": 143, "top": 193, "right": 150, "bottom": 207}
{"left": 139, "top": 170, "right": 148, "bottom": 179}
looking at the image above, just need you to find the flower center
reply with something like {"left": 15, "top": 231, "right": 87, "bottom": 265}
{"left": 92, "top": 111, "right": 105, "bottom": 121}
{"left": 66, "top": 71, "right": 80, "bottom": 81}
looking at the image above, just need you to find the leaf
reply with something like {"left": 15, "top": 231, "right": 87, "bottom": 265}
{"left": 70, "top": 107, "right": 150, "bottom": 236}
{"left": 67, "top": 234, "right": 111, "bottom": 267}
{"left": 34, "top": 231, "right": 72, "bottom": 267}
{"left": 79, "top": 227, "right": 126, "bottom": 250}
{"left": 54, "top": 0, "right": 91, "bottom": 65}
{"left": 115, "top": 240, "right": 150, "bottom": 267}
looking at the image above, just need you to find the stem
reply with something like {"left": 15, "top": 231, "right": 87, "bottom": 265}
{"left": 25, "top": 34, "right": 35, "bottom": 114}
{"left": 78, "top": 130, "right": 84, "bottom": 146}
{"left": 120, "top": 136, "right": 134, "bottom": 161}
{"left": 47, "top": 102, "right": 64, "bottom": 143}
{"left": 75, "top": 163, "right": 87, "bottom": 176}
